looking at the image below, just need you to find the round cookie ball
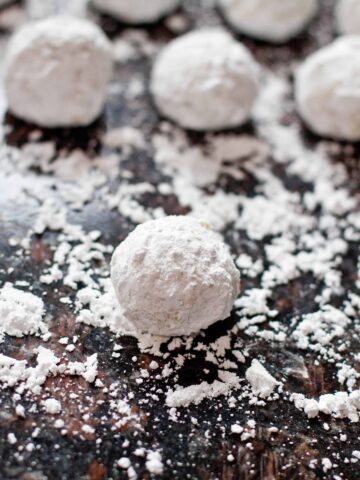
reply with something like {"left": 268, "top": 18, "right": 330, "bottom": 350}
{"left": 295, "top": 36, "right": 360, "bottom": 141}
{"left": 336, "top": 0, "right": 360, "bottom": 35}
{"left": 150, "top": 28, "right": 260, "bottom": 131}
{"left": 111, "top": 216, "right": 240, "bottom": 337}
{"left": 218, "top": 0, "right": 318, "bottom": 43}
{"left": 4, "top": 16, "right": 113, "bottom": 128}
{"left": 92, "top": 0, "right": 179, "bottom": 24}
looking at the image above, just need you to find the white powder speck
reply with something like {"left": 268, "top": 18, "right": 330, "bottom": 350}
{"left": 231, "top": 424, "right": 243, "bottom": 435}
{"left": 7, "top": 433, "right": 17, "bottom": 444}
{"left": 43, "top": 398, "right": 61, "bottom": 414}
{"left": 118, "top": 457, "right": 131, "bottom": 469}
{"left": 82, "top": 424, "right": 95, "bottom": 434}
{"left": 322, "top": 458, "right": 332, "bottom": 472}
{"left": 15, "top": 404, "right": 25, "bottom": 417}
{"left": 146, "top": 450, "right": 163, "bottom": 475}
{"left": 54, "top": 419, "right": 65, "bottom": 429}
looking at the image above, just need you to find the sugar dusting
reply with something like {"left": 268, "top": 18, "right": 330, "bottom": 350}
{"left": 0, "top": 3, "right": 360, "bottom": 478}
{"left": 2, "top": 68, "right": 360, "bottom": 475}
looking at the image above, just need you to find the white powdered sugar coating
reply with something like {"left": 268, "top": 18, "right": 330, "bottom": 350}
{"left": 336, "top": 0, "right": 360, "bottom": 35}
{"left": 4, "top": 16, "right": 113, "bottom": 127}
{"left": 150, "top": 28, "right": 259, "bottom": 131}
{"left": 111, "top": 216, "right": 240, "bottom": 336}
{"left": 92, "top": 0, "right": 179, "bottom": 24}
{"left": 295, "top": 36, "right": 360, "bottom": 141}
{"left": 0, "top": 284, "right": 47, "bottom": 340}
{"left": 218, "top": 0, "right": 318, "bottom": 43}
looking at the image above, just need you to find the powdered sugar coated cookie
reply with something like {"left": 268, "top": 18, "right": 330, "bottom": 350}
{"left": 295, "top": 35, "right": 360, "bottom": 141}
{"left": 151, "top": 28, "right": 259, "bottom": 131}
{"left": 336, "top": 0, "right": 360, "bottom": 35}
{"left": 218, "top": 0, "right": 318, "bottom": 43}
{"left": 4, "top": 16, "right": 113, "bottom": 128}
{"left": 111, "top": 216, "right": 240, "bottom": 336}
{"left": 92, "top": 0, "right": 179, "bottom": 24}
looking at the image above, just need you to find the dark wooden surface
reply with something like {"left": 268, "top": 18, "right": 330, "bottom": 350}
{"left": 0, "top": 1, "right": 360, "bottom": 479}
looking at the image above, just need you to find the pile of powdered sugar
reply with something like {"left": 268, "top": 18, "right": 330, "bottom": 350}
{"left": 0, "top": 284, "right": 48, "bottom": 341}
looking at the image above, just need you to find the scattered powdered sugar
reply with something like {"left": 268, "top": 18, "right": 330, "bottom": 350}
{"left": 152, "top": 125, "right": 269, "bottom": 230}
{"left": 2, "top": 71, "right": 360, "bottom": 424}
{"left": 102, "top": 126, "right": 146, "bottom": 152}
{"left": 0, "top": 347, "right": 59, "bottom": 393}
{"left": 0, "top": 347, "right": 99, "bottom": 398}
{"left": 76, "top": 281, "right": 136, "bottom": 336}
{"left": 166, "top": 371, "right": 241, "bottom": 408}
{"left": 291, "top": 390, "right": 360, "bottom": 422}
{"left": 112, "top": 28, "right": 160, "bottom": 64}
{"left": 235, "top": 253, "right": 263, "bottom": 278}
{"left": 293, "top": 306, "right": 351, "bottom": 350}
{"left": 66, "top": 353, "right": 98, "bottom": 383}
